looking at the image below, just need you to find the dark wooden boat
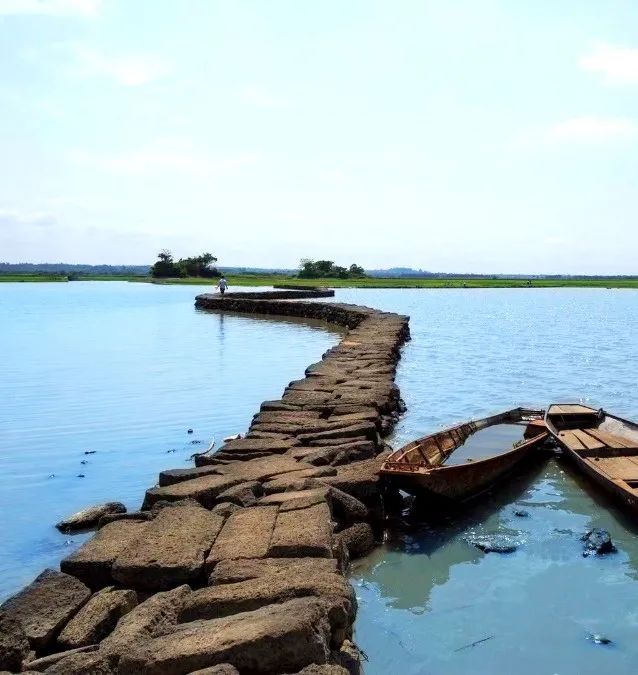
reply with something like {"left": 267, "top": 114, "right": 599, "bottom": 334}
{"left": 545, "top": 403, "right": 638, "bottom": 512}
{"left": 380, "top": 408, "right": 548, "bottom": 501}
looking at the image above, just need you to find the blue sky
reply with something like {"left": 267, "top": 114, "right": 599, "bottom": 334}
{"left": 0, "top": 0, "right": 637, "bottom": 273}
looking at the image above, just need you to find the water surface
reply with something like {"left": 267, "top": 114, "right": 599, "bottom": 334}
{"left": 2, "top": 283, "right": 638, "bottom": 675}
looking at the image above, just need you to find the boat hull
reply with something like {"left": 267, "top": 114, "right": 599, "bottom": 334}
{"left": 545, "top": 403, "right": 638, "bottom": 515}
{"left": 383, "top": 433, "right": 547, "bottom": 501}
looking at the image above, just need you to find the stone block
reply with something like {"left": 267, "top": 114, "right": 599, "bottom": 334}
{"left": 209, "top": 557, "right": 338, "bottom": 585}
{"left": 61, "top": 520, "right": 148, "bottom": 590}
{"left": 0, "top": 569, "right": 90, "bottom": 651}
{"left": 57, "top": 587, "right": 137, "bottom": 649}
{"left": 269, "top": 503, "right": 333, "bottom": 558}
{"left": 0, "top": 610, "right": 30, "bottom": 671}
{"left": 112, "top": 506, "right": 224, "bottom": 591}
{"left": 205, "top": 507, "right": 278, "bottom": 569}
{"left": 118, "top": 598, "right": 332, "bottom": 675}
{"left": 56, "top": 503, "right": 127, "bottom": 532}
{"left": 100, "top": 585, "right": 191, "bottom": 659}
{"left": 142, "top": 474, "right": 245, "bottom": 510}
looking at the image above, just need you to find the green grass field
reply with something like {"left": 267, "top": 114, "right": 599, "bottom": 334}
{"left": 2, "top": 273, "right": 638, "bottom": 288}
{"left": 168, "top": 274, "right": 638, "bottom": 289}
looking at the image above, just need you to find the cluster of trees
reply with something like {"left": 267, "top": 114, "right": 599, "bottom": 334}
{"left": 150, "top": 250, "right": 219, "bottom": 278}
{"left": 298, "top": 259, "right": 366, "bottom": 279}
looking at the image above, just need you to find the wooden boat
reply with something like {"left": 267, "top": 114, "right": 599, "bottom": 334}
{"left": 545, "top": 403, "right": 638, "bottom": 512}
{"left": 380, "top": 408, "right": 548, "bottom": 501}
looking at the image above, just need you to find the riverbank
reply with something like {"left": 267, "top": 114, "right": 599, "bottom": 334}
{"left": 0, "top": 290, "right": 409, "bottom": 674}
{"left": 3, "top": 273, "right": 638, "bottom": 288}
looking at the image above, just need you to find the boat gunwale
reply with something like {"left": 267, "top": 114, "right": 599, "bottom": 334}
{"left": 381, "top": 406, "right": 546, "bottom": 475}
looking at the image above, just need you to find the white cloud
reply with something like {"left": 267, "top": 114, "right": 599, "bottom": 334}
{"left": 72, "top": 46, "right": 171, "bottom": 86}
{"left": 69, "top": 139, "right": 261, "bottom": 177}
{"left": 547, "top": 116, "right": 636, "bottom": 141}
{"left": 580, "top": 43, "right": 638, "bottom": 85}
{"left": 0, "top": 0, "right": 101, "bottom": 16}
{"left": 239, "top": 85, "right": 287, "bottom": 108}
{"left": 0, "top": 210, "right": 56, "bottom": 229}
{"left": 513, "top": 116, "right": 637, "bottom": 149}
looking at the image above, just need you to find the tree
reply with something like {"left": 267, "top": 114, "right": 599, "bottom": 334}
{"left": 151, "top": 249, "right": 182, "bottom": 278}
{"left": 177, "top": 253, "right": 218, "bottom": 278}
{"left": 349, "top": 263, "right": 365, "bottom": 278}
{"left": 297, "top": 258, "right": 367, "bottom": 280}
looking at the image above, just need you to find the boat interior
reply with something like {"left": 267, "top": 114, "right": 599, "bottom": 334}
{"left": 384, "top": 408, "right": 545, "bottom": 472}
{"left": 547, "top": 404, "right": 638, "bottom": 489}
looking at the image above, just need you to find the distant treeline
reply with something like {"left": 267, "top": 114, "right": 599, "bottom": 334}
{"left": 298, "top": 259, "right": 366, "bottom": 279}
{"left": 0, "top": 262, "right": 149, "bottom": 275}
{"left": 150, "top": 251, "right": 219, "bottom": 278}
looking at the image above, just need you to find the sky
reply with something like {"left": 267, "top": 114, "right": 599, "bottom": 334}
{"left": 0, "top": 0, "right": 637, "bottom": 273}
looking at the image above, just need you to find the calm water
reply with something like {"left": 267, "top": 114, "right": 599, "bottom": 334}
{"left": 443, "top": 423, "right": 527, "bottom": 466}
{"left": 2, "top": 283, "right": 638, "bottom": 675}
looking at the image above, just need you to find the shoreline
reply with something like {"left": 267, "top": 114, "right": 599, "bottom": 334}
{"left": 2, "top": 274, "right": 638, "bottom": 289}
{"left": 0, "top": 289, "right": 410, "bottom": 674}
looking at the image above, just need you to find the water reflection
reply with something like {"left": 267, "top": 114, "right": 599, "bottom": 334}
{"left": 352, "top": 458, "right": 638, "bottom": 675}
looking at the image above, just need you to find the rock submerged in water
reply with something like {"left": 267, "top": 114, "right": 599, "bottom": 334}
{"left": 514, "top": 509, "right": 529, "bottom": 518}
{"left": 468, "top": 534, "right": 519, "bottom": 554}
{"left": 582, "top": 529, "right": 616, "bottom": 557}
{"left": 56, "top": 502, "right": 127, "bottom": 532}
{"left": 588, "top": 632, "right": 612, "bottom": 645}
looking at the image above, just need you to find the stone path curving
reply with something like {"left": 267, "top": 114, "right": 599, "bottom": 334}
{"left": 0, "top": 291, "right": 410, "bottom": 675}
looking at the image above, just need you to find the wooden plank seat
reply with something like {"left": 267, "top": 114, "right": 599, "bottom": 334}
{"left": 558, "top": 431, "right": 586, "bottom": 451}
{"left": 590, "top": 456, "right": 638, "bottom": 481}
{"left": 585, "top": 428, "right": 638, "bottom": 450}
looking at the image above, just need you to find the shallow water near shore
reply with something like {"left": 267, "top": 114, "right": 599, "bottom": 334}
{"left": 1, "top": 283, "right": 638, "bottom": 675}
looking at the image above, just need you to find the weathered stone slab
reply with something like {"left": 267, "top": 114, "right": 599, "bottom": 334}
{"left": 61, "top": 520, "right": 148, "bottom": 590}
{"left": 334, "top": 523, "right": 375, "bottom": 560}
{"left": 0, "top": 569, "right": 91, "bottom": 651}
{"left": 112, "top": 506, "right": 224, "bottom": 590}
{"left": 248, "top": 422, "right": 304, "bottom": 435}
{"left": 41, "top": 650, "right": 116, "bottom": 674}
{"left": 322, "top": 452, "right": 390, "bottom": 501}
{"left": 100, "top": 585, "right": 191, "bottom": 659}
{"left": 253, "top": 410, "right": 322, "bottom": 424}
{"left": 263, "top": 467, "right": 337, "bottom": 494}
{"left": 159, "top": 465, "right": 222, "bottom": 487}
{"left": 180, "top": 569, "right": 355, "bottom": 632}
{"left": 209, "top": 557, "right": 338, "bottom": 585}
{"left": 328, "top": 487, "right": 369, "bottom": 524}
{"left": 296, "top": 664, "right": 349, "bottom": 675}
{"left": 210, "top": 502, "right": 243, "bottom": 518}
{"left": 260, "top": 400, "right": 300, "bottom": 412}
{"left": 307, "top": 436, "right": 370, "bottom": 447}
{"left": 269, "top": 503, "right": 333, "bottom": 558}
{"left": 326, "top": 410, "right": 378, "bottom": 424}
{"left": 188, "top": 665, "right": 239, "bottom": 675}
{"left": 219, "top": 437, "right": 300, "bottom": 455}
{"left": 216, "top": 456, "right": 313, "bottom": 482}
{"left": 282, "top": 390, "right": 331, "bottom": 407}
{"left": 245, "top": 431, "right": 292, "bottom": 440}
{"left": 215, "top": 480, "right": 263, "bottom": 507}
{"left": 205, "top": 506, "right": 278, "bottom": 569}
{"left": 298, "top": 422, "right": 376, "bottom": 444}
{"left": 97, "top": 512, "right": 152, "bottom": 528}
{"left": 0, "top": 610, "right": 30, "bottom": 671}
{"left": 119, "top": 598, "right": 332, "bottom": 675}
{"left": 23, "top": 645, "right": 98, "bottom": 672}
{"left": 57, "top": 587, "right": 137, "bottom": 649}
{"left": 258, "top": 488, "right": 329, "bottom": 512}
{"left": 142, "top": 474, "right": 245, "bottom": 510}
{"left": 291, "top": 441, "right": 375, "bottom": 466}
{"left": 56, "top": 503, "right": 127, "bottom": 532}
